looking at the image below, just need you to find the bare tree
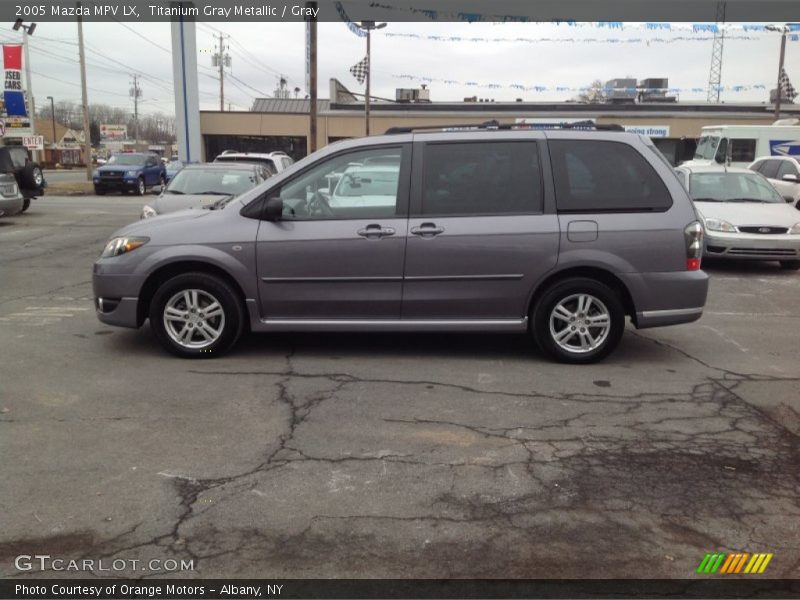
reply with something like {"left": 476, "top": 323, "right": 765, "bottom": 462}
{"left": 576, "top": 80, "right": 606, "bottom": 104}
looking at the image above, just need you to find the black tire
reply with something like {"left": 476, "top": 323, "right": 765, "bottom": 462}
{"left": 135, "top": 177, "right": 146, "bottom": 196}
{"left": 20, "top": 162, "right": 43, "bottom": 189}
{"left": 532, "top": 277, "right": 626, "bottom": 364}
{"left": 21, "top": 197, "right": 30, "bottom": 212}
{"left": 94, "top": 185, "right": 106, "bottom": 196}
{"left": 149, "top": 272, "right": 244, "bottom": 358}
{"left": 779, "top": 260, "right": 800, "bottom": 271}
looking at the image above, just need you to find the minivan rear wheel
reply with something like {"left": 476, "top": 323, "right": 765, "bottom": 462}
{"left": 532, "top": 277, "right": 625, "bottom": 364}
{"left": 149, "top": 272, "right": 244, "bottom": 358}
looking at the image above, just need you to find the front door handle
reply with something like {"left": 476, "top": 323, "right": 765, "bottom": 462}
{"left": 357, "top": 224, "right": 396, "bottom": 239}
{"left": 410, "top": 222, "right": 445, "bottom": 237}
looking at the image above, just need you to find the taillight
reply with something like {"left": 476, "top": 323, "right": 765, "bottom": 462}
{"left": 684, "top": 221, "right": 703, "bottom": 271}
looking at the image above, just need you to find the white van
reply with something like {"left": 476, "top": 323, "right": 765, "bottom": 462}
{"left": 681, "top": 124, "right": 800, "bottom": 169}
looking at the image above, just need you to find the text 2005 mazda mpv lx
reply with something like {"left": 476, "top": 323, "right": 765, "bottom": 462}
{"left": 93, "top": 125, "right": 709, "bottom": 363}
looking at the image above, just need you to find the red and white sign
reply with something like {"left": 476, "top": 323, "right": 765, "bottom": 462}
{"left": 23, "top": 135, "right": 44, "bottom": 150}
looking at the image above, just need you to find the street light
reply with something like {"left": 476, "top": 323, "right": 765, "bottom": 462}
{"left": 356, "top": 20, "right": 387, "bottom": 136}
{"left": 12, "top": 18, "right": 38, "bottom": 160}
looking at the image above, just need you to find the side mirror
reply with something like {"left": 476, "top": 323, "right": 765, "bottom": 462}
{"left": 781, "top": 173, "right": 799, "bottom": 183}
{"left": 264, "top": 196, "right": 283, "bottom": 221}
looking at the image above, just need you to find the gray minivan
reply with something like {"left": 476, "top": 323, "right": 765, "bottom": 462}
{"left": 93, "top": 125, "right": 708, "bottom": 363}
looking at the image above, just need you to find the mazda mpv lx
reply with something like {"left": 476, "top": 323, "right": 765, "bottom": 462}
{"left": 93, "top": 124, "right": 709, "bottom": 363}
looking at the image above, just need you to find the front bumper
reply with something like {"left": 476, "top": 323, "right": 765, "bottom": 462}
{"left": 94, "top": 177, "right": 140, "bottom": 190}
{"left": 93, "top": 264, "right": 146, "bottom": 328}
{"left": 705, "top": 231, "right": 800, "bottom": 261}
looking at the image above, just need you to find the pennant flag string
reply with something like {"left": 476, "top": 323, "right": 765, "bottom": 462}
{"left": 381, "top": 32, "right": 759, "bottom": 45}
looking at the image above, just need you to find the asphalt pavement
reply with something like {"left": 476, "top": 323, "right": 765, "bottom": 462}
{"left": 1, "top": 195, "right": 799, "bottom": 579}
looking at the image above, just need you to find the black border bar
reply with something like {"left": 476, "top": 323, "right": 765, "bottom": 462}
{"left": 3, "top": 579, "right": 800, "bottom": 599}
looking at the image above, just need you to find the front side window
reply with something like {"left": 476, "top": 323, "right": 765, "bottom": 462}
{"left": 776, "top": 160, "right": 799, "bottom": 179}
{"left": 729, "top": 139, "right": 757, "bottom": 163}
{"left": 278, "top": 147, "right": 404, "bottom": 220}
{"left": 421, "top": 142, "right": 542, "bottom": 216}
{"left": 758, "top": 160, "right": 781, "bottom": 179}
{"left": 693, "top": 136, "right": 720, "bottom": 160}
{"left": 550, "top": 140, "right": 672, "bottom": 212}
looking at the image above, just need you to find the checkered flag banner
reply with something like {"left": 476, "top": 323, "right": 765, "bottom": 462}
{"left": 349, "top": 56, "right": 368, "bottom": 85}
{"left": 779, "top": 67, "right": 797, "bottom": 101}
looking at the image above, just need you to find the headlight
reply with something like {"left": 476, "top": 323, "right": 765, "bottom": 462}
{"left": 125, "top": 170, "right": 138, "bottom": 177}
{"left": 140, "top": 205, "right": 157, "bottom": 220}
{"left": 100, "top": 236, "right": 149, "bottom": 258}
{"left": 704, "top": 218, "right": 738, "bottom": 233}
{"left": 789, "top": 223, "right": 800, "bottom": 235}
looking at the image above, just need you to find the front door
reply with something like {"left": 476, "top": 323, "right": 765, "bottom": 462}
{"left": 402, "top": 137, "right": 559, "bottom": 320}
{"left": 255, "top": 144, "right": 411, "bottom": 319}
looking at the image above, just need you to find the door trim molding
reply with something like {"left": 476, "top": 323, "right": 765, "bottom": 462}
{"left": 261, "top": 276, "right": 403, "bottom": 283}
{"left": 253, "top": 317, "right": 528, "bottom": 333}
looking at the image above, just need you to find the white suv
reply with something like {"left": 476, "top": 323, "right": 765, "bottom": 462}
{"left": 748, "top": 155, "right": 800, "bottom": 208}
{"left": 213, "top": 151, "right": 294, "bottom": 175}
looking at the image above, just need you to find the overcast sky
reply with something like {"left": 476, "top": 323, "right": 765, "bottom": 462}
{"left": 0, "top": 20, "right": 797, "bottom": 119}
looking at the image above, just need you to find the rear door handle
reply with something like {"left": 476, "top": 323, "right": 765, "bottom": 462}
{"left": 357, "top": 224, "right": 395, "bottom": 239}
{"left": 410, "top": 222, "right": 445, "bottom": 237}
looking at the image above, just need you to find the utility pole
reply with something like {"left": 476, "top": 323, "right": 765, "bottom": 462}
{"left": 356, "top": 21, "right": 386, "bottom": 136}
{"left": 706, "top": 1, "right": 725, "bottom": 103}
{"left": 130, "top": 75, "right": 141, "bottom": 144}
{"left": 46, "top": 95, "right": 56, "bottom": 158}
{"left": 77, "top": 5, "right": 92, "bottom": 180}
{"left": 211, "top": 33, "right": 230, "bottom": 111}
{"left": 306, "top": 1, "right": 317, "bottom": 152}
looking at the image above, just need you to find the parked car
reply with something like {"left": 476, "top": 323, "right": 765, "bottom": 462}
{"left": 747, "top": 155, "right": 800, "bottom": 207}
{"left": 213, "top": 151, "right": 293, "bottom": 174}
{"left": 93, "top": 152, "right": 166, "bottom": 196}
{"left": 140, "top": 162, "right": 271, "bottom": 219}
{"left": 164, "top": 159, "right": 184, "bottom": 183}
{"left": 0, "top": 145, "right": 45, "bottom": 214}
{"left": 675, "top": 165, "right": 800, "bottom": 270}
{"left": 681, "top": 124, "right": 800, "bottom": 169}
{"left": 93, "top": 126, "right": 708, "bottom": 362}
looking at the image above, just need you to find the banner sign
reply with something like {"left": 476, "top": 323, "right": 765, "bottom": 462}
{"left": 623, "top": 125, "right": 670, "bottom": 137}
{"left": 3, "top": 44, "right": 27, "bottom": 117}
{"left": 100, "top": 124, "right": 128, "bottom": 140}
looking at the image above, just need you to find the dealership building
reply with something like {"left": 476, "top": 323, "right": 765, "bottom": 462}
{"left": 198, "top": 79, "right": 800, "bottom": 166}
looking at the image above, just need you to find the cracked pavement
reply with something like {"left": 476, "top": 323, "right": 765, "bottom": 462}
{"left": 1, "top": 196, "right": 799, "bottom": 579}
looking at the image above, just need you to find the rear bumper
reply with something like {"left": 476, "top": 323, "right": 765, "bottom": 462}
{"left": 618, "top": 270, "right": 709, "bottom": 329}
{"left": 0, "top": 194, "right": 24, "bottom": 216}
{"left": 705, "top": 232, "right": 800, "bottom": 261}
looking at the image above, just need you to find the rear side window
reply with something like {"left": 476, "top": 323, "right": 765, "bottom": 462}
{"left": 421, "top": 142, "right": 542, "bottom": 216}
{"left": 10, "top": 148, "right": 27, "bottom": 169}
{"left": 549, "top": 140, "right": 672, "bottom": 212}
{"left": 759, "top": 159, "right": 781, "bottom": 179}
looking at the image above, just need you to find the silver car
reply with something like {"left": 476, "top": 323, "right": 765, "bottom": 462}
{"left": 0, "top": 173, "right": 24, "bottom": 217}
{"left": 676, "top": 165, "right": 800, "bottom": 270}
{"left": 94, "top": 127, "right": 709, "bottom": 363}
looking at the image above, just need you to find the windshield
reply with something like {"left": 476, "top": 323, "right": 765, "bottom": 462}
{"left": 107, "top": 153, "right": 147, "bottom": 166}
{"left": 689, "top": 172, "right": 785, "bottom": 203}
{"left": 165, "top": 167, "right": 257, "bottom": 196}
{"left": 693, "top": 136, "right": 720, "bottom": 161}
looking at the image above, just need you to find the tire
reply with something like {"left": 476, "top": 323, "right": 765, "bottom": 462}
{"left": 532, "top": 277, "right": 626, "bottom": 364}
{"left": 20, "top": 162, "right": 43, "bottom": 189}
{"left": 149, "top": 272, "right": 244, "bottom": 358}
{"left": 21, "top": 197, "right": 30, "bottom": 212}
{"left": 779, "top": 260, "right": 800, "bottom": 271}
{"left": 94, "top": 186, "right": 106, "bottom": 196}
{"left": 135, "top": 177, "right": 146, "bottom": 196}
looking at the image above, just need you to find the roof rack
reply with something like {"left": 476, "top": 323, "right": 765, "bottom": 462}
{"left": 385, "top": 119, "right": 625, "bottom": 134}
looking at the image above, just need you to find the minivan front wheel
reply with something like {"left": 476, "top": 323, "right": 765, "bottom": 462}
{"left": 149, "top": 273, "right": 244, "bottom": 358}
{"left": 532, "top": 278, "right": 625, "bottom": 363}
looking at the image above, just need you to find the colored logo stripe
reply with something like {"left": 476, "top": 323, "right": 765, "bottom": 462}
{"left": 697, "top": 552, "right": 773, "bottom": 574}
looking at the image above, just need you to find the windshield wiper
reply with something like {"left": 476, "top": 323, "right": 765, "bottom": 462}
{"left": 165, "top": 189, "right": 184, "bottom": 195}
{"left": 198, "top": 191, "right": 229, "bottom": 195}
{"left": 726, "top": 198, "right": 770, "bottom": 203}
{"left": 205, "top": 195, "right": 235, "bottom": 210}
{"left": 692, "top": 197, "right": 724, "bottom": 202}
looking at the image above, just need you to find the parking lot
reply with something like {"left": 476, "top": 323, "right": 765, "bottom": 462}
{"left": 1, "top": 195, "right": 799, "bottom": 579}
